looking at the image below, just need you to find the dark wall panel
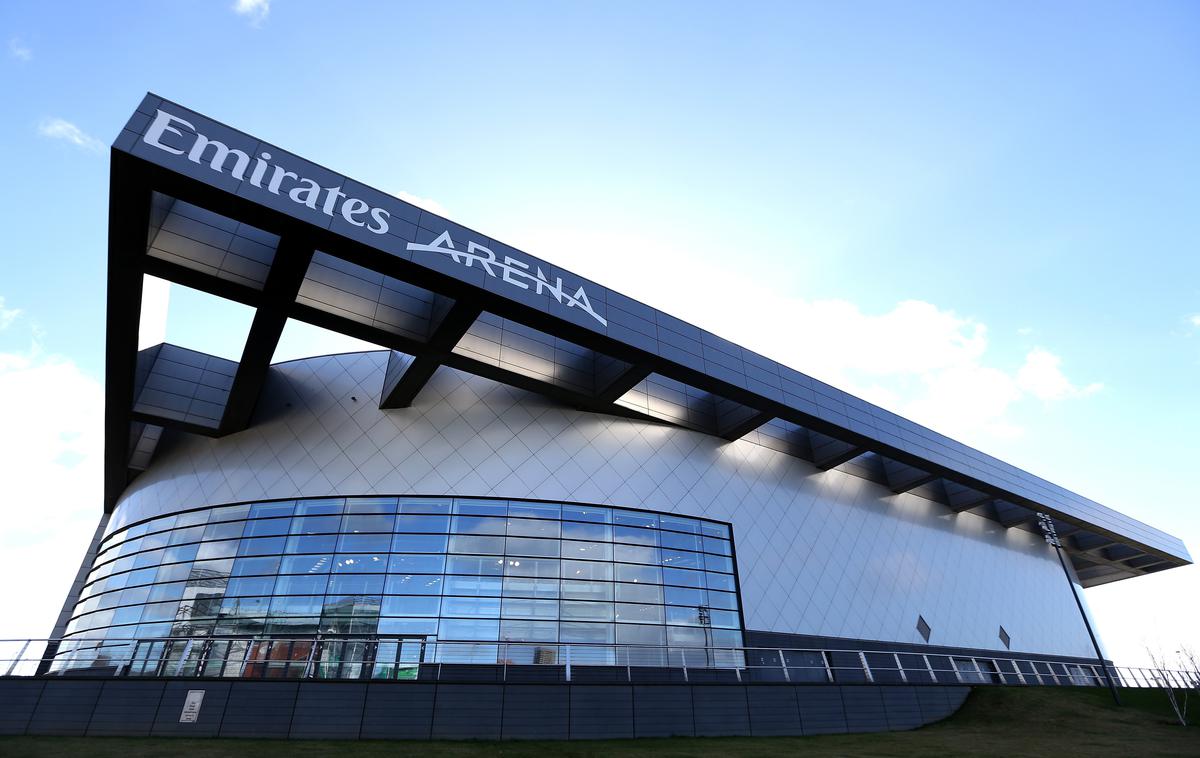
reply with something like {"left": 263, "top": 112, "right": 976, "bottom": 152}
{"left": 26, "top": 680, "right": 104, "bottom": 736}
{"left": 569, "top": 684, "right": 633, "bottom": 740}
{"left": 218, "top": 681, "right": 298, "bottom": 739}
{"left": 431, "top": 684, "right": 503, "bottom": 740}
{"left": 290, "top": 682, "right": 365, "bottom": 740}
{"left": 87, "top": 680, "right": 167, "bottom": 736}
{"left": 360, "top": 683, "right": 435, "bottom": 739}
{"left": 632, "top": 685, "right": 695, "bottom": 738}
{"left": 0, "top": 680, "right": 45, "bottom": 735}
{"left": 502, "top": 684, "right": 569, "bottom": 740}
{"left": 150, "top": 680, "right": 232, "bottom": 737}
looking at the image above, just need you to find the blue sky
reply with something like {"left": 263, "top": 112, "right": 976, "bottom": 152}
{"left": 0, "top": 1, "right": 1197, "bottom": 666}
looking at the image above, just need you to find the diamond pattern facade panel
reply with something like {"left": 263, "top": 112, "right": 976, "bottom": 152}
{"left": 112, "top": 352, "right": 1099, "bottom": 658}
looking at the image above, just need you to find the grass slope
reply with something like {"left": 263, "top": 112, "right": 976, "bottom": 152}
{"left": 0, "top": 686, "right": 1196, "bottom": 757}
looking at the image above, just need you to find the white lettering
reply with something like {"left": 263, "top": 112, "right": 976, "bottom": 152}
{"left": 408, "top": 232, "right": 607, "bottom": 326}
{"left": 188, "top": 135, "right": 250, "bottom": 180}
{"left": 367, "top": 206, "right": 390, "bottom": 234}
{"left": 288, "top": 177, "right": 321, "bottom": 209}
{"left": 143, "top": 109, "right": 194, "bottom": 155}
{"left": 341, "top": 197, "right": 369, "bottom": 226}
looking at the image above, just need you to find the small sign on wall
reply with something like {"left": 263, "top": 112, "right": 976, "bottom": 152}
{"left": 179, "top": 689, "right": 205, "bottom": 723}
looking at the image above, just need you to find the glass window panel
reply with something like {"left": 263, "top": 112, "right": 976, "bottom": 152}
{"left": 660, "top": 515, "right": 702, "bottom": 534}
{"left": 614, "top": 544, "right": 658, "bottom": 565}
{"left": 660, "top": 531, "right": 701, "bottom": 552}
{"left": 219, "top": 595, "right": 270, "bottom": 616}
{"left": 502, "top": 577, "right": 559, "bottom": 599}
{"left": 504, "top": 557, "right": 559, "bottom": 578}
{"left": 146, "top": 515, "right": 178, "bottom": 533}
{"left": 155, "top": 562, "right": 193, "bottom": 584}
{"left": 118, "top": 584, "right": 151, "bottom": 606}
{"left": 709, "top": 610, "right": 740, "bottom": 629}
{"left": 707, "top": 590, "right": 739, "bottom": 610}
{"left": 342, "top": 514, "right": 396, "bottom": 533}
{"left": 444, "top": 555, "right": 501, "bottom": 576}
{"left": 209, "top": 504, "right": 251, "bottom": 522}
{"left": 189, "top": 558, "right": 233, "bottom": 580}
{"left": 615, "top": 603, "right": 663, "bottom": 624}
{"left": 499, "top": 620, "right": 557, "bottom": 642}
{"left": 337, "top": 533, "right": 391, "bottom": 552}
{"left": 174, "top": 511, "right": 210, "bottom": 528}
{"left": 453, "top": 499, "right": 508, "bottom": 516}
{"left": 140, "top": 531, "right": 170, "bottom": 551}
{"left": 506, "top": 518, "right": 560, "bottom": 539}
{"left": 237, "top": 537, "right": 286, "bottom": 557}
{"left": 616, "top": 624, "right": 664, "bottom": 646}
{"left": 390, "top": 552, "right": 450, "bottom": 575}
{"left": 268, "top": 595, "right": 324, "bottom": 617}
{"left": 562, "top": 504, "right": 610, "bottom": 523}
{"left": 560, "top": 581, "right": 613, "bottom": 602}
{"left": 505, "top": 537, "right": 560, "bottom": 557}
{"left": 247, "top": 501, "right": 294, "bottom": 519}
{"left": 559, "top": 621, "right": 614, "bottom": 644}
{"left": 327, "top": 573, "right": 385, "bottom": 595}
{"left": 614, "top": 525, "right": 658, "bottom": 546}
{"left": 616, "top": 582, "right": 663, "bottom": 603}
{"left": 701, "top": 522, "right": 728, "bottom": 538}
{"left": 266, "top": 617, "right": 320, "bottom": 635}
{"left": 614, "top": 563, "right": 660, "bottom": 584}
{"left": 705, "top": 572, "right": 737, "bottom": 592}
{"left": 201, "top": 522, "right": 243, "bottom": 542}
{"left": 133, "top": 622, "right": 174, "bottom": 638}
{"left": 231, "top": 556, "right": 281, "bottom": 577}
{"left": 438, "top": 618, "right": 499, "bottom": 641}
{"left": 665, "top": 606, "right": 702, "bottom": 626}
{"left": 123, "top": 568, "right": 158, "bottom": 587}
{"left": 442, "top": 597, "right": 501, "bottom": 618}
{"left": 242, "top": 519, "right": 289, "bottom": 538}
{"left": 449, "top": 535, "right": 504, "bottom": 554}
{"left": 498, "top": 597, "right": 557, "bottom": 621}
{"left": 274, "top": 574, "right": 328, "bottom": 595}
{"left": 452, "top": 516, "right": 507, "bottom": 535}
{"left": 398, "top": 498, "right": 450, "bottom": 515}
{"left": 380, "top": 596, "right": 440, "bottom": 617}
{"left": 132, "top": 549, "right": 166, "bottom": 569}
{"left": 664, "top": 586, "right": 706, "bottom": 607}
{"left": 147, "top": 582, "right": 185, "bottom": 604}
{"left": 322, "top": 594, "right": 381, "bottom": 617}
{"left": 560, "top": 600, "right": 613, "bottom": 621}
{"left": 507, "top": 501, "right": 560, "bottom": 519}
{"left": 613, "top": 510, "right": 658, "bottom": 528}
{"left": 295, "top": 499, "right": 343, "bottom": 516}
{"left": 661, "top": 549, "right": 700, "bottom": 569}
{"left": 333, "top": 553, "right": 387, "bottom": 573}
{"left": 384, "top": 574, "right": 444, "bottom": 595}
{"left": 289, "top": 515, "right": 341, "bottom": 534}
{"left": 561, "top": 521, "right": 611, "bottom": 541}
{"left": 226, "top": 576, "right": 276, "bottom": 597}
{"left": 704, "top": 554, "right": 735, "bottom": 573}
{"left": 667, "top": 626, "right": 707, "bottom": 646}
{"left": 112, "top": 605, "right": 143, "bottom": 626}
{"left": 662, "top": 568, "right": 704, "bottom": 588}
{"left": 394, "top": 515, "right": 450, "bottom": 533}
{"left": 443, "top": 575, "right": 501, "bottom": 597}
{"left": 117, "top": 537, "right": 144, "bottom": 557}
{"left": 162, "top": 544, "right": 199, "bottom": 564}
{"left": 702, "top": 536, "right": 732, "bottom": 555}
{"left": 279, "top": 554, "right": 332, "bottom": 574}
{"left": 377, "top": 617, "right": 439, "bottom": 635}
{"left": 285, "top": 534, "right": 338, "bottom": 554}
{"left": 345, "top": 497, "right": 398, "bottom": 514}
{"left": 562, "top": 541, "right": 612, "bottom": 561}
{"left": 168, "top": 526, "right": 205, "bottom": 545}
{"left": 391, "top": 533, "right": 448, "bottom": 553}
{"left": 126, "top": 523, "right": 151, "bottom": 540}
{"left": 710, "top": 629, "right": 743, "bottom": 648}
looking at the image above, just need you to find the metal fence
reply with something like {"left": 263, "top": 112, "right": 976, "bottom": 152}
{"left": 1, "top": 638, "right": 1196, "bottom": 689}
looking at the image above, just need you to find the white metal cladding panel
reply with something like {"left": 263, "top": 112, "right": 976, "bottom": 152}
{"left": 112, "top": 351, "right": 1099, "bottom": 658}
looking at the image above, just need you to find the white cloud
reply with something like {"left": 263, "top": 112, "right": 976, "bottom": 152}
{"left": 138, "top": 276, "right": 171, "bottom": 350}
{"left": 0, "top": 303, "right": 104, "bottom": 639}
{"left": 395, "top": 190, "right": 450, "bottom": 219}
{"left": 8, "top": 37, "right": 31, "bottom": 62}
{"left": 1188, "top": 314, "right": 1200, "bottom": 328}
{"left": 232, "top": 0, "right": 270, "bottom": 25}
{"left": 502, "top": 224, "right": 1101, "bottom": 446}
{"left": 1016, "top": 347, "right": 1102, "bottom": 401}
{"left": 0, "top": 296, "right": 20, "bottom": 330}
{"left": 37, "top": 117, "right": 104, "bottom": 153}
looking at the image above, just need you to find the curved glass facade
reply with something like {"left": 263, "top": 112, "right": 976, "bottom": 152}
{"left": 63, "top": 496, "right": 743, "bottom": 667}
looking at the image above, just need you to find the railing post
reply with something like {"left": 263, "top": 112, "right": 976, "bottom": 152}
{"left": 894, "top": 653, "right": 907, "bottom": 683}
{"left": 564, "top": 644, "right": 571, "bottom": 683}
{"left": 859, "top": 652, "right": 874, "bottom": 683}
{"left": 778, "top": 649, "right": 790, "bottom": 682}
{"left": 6, "top": 640, "right": 30, "bottom": 677}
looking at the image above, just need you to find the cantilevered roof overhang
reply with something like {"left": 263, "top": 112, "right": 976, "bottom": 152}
{"left": 104, "top": 93, "right": 1191, "bottom": 587}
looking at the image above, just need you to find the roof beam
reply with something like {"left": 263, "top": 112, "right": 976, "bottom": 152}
{"left": 808, "top": 430, "right": 866, "bottom": 470}
{"left": 941, "top": 481, "right": 994, "bottom": 512}
{"left": 379, "top": 297, "right": 482, "bottom": 409}
{"left": 716, "top": 406, "right": 774, "bottom": 441}
{"left": 879, "top": 456, "right": 939, "bottom": 494}
{"left": 993, "top": 501, "right": 1035, "bottom": 529}
{"left": 593, "top": 361, "right": 653, "bottom": 404}
{"left": 219, "top": 236, "right": 315, "bottom": 433}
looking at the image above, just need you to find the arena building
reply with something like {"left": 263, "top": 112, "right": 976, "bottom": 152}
{"left": 37, "top": 95, "right": 1192, "bottom": 733}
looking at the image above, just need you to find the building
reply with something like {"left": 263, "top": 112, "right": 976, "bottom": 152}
{"left": 50, "top": 94, "right": 1191, "bottom": 694}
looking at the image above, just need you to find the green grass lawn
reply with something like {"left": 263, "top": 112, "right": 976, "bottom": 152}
{"left": 0, "top": 687, "right": 1196, "bottom": 757}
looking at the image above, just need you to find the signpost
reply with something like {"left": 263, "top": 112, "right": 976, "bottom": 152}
{"left": 179, "top": 689, "right": 205, "bottom": 723}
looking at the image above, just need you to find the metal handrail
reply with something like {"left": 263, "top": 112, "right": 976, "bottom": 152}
{"left": 1, "top": 637, "right": 1195, "bottom": 688}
